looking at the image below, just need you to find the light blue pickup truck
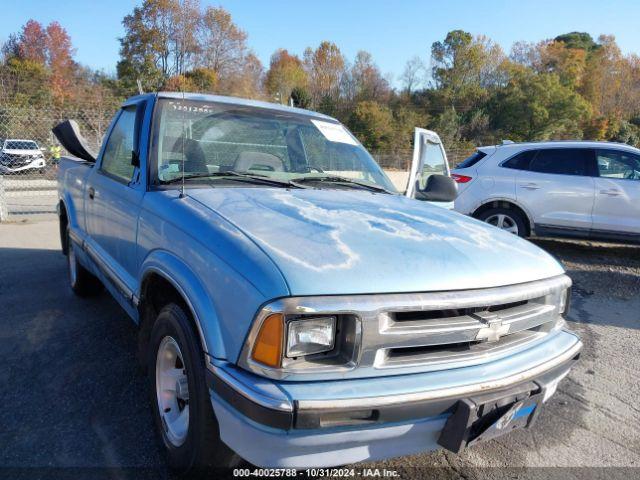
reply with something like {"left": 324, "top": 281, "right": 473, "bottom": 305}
{"left": 55, "top": 92, "right": 582, "bottom": 473}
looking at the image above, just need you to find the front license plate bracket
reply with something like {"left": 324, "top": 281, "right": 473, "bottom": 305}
{"left": 438, "top": 386, "right": 543, "bottom": 453}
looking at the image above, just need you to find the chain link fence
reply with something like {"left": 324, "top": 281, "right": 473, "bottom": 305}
{"left": 0, "top": 105, "right": 475, "bottom": 220}
{"left": 0, "top": 105, "right": 112, "bottom": 220}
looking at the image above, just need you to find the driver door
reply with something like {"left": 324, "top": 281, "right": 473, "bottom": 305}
{"left": 406, "top": 128, "right": 453, "bottom": 208}
{"left": 592, "top": 148, "right": 640, "bottom": 236}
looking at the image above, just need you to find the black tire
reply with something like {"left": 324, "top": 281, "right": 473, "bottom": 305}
{"left": 148, "top": 303, "right": 240, "bottom": 475}
{"left": 66, "top": 228, "right": 102, "bottom": 296}
{"left": 477, "top": 207, "right": 528, "bottom": 238}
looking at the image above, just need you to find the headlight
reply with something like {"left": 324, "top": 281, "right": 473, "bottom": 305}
{"left": 559, "top": 288, "right": 571, "bottom": 315}
{"left": 242, "top": 302, "right": 362, "bottom": 379}
{"left": 286, "top": 316, "right": 336, "bottom": 358}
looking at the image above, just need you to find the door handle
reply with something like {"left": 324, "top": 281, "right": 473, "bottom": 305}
{"left": 88, "top": 187, "right": 95, "bottom": 199}
{"left": 520, "top": 183, "right": 540, "bottom": 190}
{"left": 599, "top": 189, "right": 621, "bottom": 196}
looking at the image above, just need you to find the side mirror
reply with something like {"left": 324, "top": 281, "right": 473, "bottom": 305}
{"left": 52, "top": 120, "right": 97, "bottom": 162}
{"left": 414, "top": 174, "right": 458, "bottom": 202}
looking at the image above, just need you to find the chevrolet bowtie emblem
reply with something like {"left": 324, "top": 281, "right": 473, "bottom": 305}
{"left": 471, "top": 311, "right": 510, "bottom": 343}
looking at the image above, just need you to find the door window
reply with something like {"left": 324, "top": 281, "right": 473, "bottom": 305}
{"left": 596, "top": 149, "right": 640, "bottom": 181}
{"left": 417, "top": 141, "right": 447, "bottom": 189}
{"left": 529, "top": 149, "right": 591, "bottom": 176}
{"left": 100, "top": 107, "right": 136, "bottom": 182}
{"left": 502, "top": 150, "right": 536, "bottom": 170}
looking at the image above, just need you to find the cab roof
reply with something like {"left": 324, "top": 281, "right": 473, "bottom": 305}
{"left": 124, "top": 92, "right": 338, "bottom": 122}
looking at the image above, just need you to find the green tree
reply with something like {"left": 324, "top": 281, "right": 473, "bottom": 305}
{"left": 291, "top": 86, "right": 311, "bottom": 109}
{"left": 489, "top": 64, "right": 591, "bottom": 140}
{"left": 184, "top": 67, "right": 218, "bottom": 92}
{"left": 431, "top": 30, "right": 506, "bottom": 110}
{"left": 348, "top": 101, "right": 394, "bottom": 150}
{"left": 554, "top": 32, "right": 598, "bottom": 52}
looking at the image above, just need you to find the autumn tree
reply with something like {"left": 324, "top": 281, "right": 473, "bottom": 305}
{"left": 118, "top": 0, "right": 200, "bottom": 91}
{"left": 400, "top": 56, "right": 424, "bottom": 94}
{"left": 221, "top": 53, "right": 264, "bottom": 99}
{"left": 304, "top": 41, "right": 345, "bottom": 106}
{"left": 198, "top": 6, "right": 249, "bottom": 78}
{"left": 581, "top": 35, "right": 639, "bottom": 121}
{"left": 46, "top": 22, "right": 76, "bottom": 103}
{"left": 347, "top": 51, "right": 390, "bottom": 103}
{"left": 265, "top": 49, "right": 307, "bottom": 104}
{"left": 0, "top": 19, "right": 77, "bottom": 104}
{"left": 17, "top": 20, "right": 48, "bottom": 63}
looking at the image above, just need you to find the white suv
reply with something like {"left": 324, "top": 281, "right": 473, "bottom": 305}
{"left": 452, "top": 141, "right": 640, "bottom": 243}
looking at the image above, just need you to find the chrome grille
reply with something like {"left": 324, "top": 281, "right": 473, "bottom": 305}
{"left": 241, "top": 274, "right": 571, "bottom": 381}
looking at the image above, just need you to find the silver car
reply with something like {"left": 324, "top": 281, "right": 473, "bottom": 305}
{"left": 452, "top": 141, "right": 640, "bottom": 243}
{"left": 0, "top": 139, "right": 47, "bottom": 174}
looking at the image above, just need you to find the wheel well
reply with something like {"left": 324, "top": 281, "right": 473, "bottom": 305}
{"left": 137, "top": 272, "right": 203, "bottom": 369}
{"left": 59, "top": 201, "right": 69, "bottom": 255}
{"left": 472, "top": 200, "right": 531, "bottom": 236}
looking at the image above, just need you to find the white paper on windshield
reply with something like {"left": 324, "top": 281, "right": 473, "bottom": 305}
{"left": 311, "top": 120, "right": 359, "bottom": 145}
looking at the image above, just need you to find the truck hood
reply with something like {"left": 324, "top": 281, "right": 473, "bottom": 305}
{"left": 188, "top": 188, "right": 564, "bottom": 295}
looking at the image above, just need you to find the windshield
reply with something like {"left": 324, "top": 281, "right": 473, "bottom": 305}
{"left": 152, "top": 99, "right": 396, "bottom": 192}
{"left": 5, "top": 140, "right": 38, "bottom": 150}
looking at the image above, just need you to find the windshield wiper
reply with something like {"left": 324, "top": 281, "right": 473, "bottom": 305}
{"left": 159, "top": 171, "right": 300, "bottom": 188}
{"left": 291, "top": 175, "right": 393, "bottom": 193}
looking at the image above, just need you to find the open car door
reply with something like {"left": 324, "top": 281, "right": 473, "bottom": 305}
{"left": 405, "top": 128, "right": 453, "bottom": 209}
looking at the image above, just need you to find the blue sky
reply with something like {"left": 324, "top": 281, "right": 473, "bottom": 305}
{"left": 3, "top": 0, "right": 640, "bottom": 85}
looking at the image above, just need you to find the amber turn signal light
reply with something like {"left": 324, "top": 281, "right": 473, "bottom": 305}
{"left": 251, "top": 313, "right": 284, "bottom": 368}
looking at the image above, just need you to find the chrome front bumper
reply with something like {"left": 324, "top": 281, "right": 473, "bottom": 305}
{"left": 207, "top": 328, "right": 581, "bottom": 434}
{"left": 207, "top": 329, "right": 581, "bottom": 467}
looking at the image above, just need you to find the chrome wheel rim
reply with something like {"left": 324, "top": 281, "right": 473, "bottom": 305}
{"left": 68, "top": 241, "right": 77, "bottom": 286}
{"left": 485, "top": 213, "right": 519, "bottom": 235}
{"left": 155, "top": 336, "right": 189, "bottom": 447}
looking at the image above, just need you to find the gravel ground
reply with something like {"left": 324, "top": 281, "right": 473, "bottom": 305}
{"left": 0, "top": 220, "right": 638, "bottom": 479}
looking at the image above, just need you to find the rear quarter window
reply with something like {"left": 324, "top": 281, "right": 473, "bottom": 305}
{"left": 456, "top": 151, "right": 486, "bottom": 169}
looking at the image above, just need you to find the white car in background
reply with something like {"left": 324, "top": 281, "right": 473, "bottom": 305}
{"left": 452, "top": 141, "right": 640, "bottom": 243}
{"left": 0, "top": 139, "right": 47, "bottom": 174}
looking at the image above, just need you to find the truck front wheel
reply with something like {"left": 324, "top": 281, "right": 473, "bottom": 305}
{"left": 66, "top": 229, "right": 102, "bottom": 296}
{"left": 148, "top": 303, "right": 240, "bottom": 474}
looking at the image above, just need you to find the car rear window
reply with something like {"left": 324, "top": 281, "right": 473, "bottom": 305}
{"left": 456, "top": 151, "right": 486, "bottom": 168}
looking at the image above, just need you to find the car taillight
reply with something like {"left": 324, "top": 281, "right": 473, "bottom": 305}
{"left": 451, "top": 173, "right": 473, "bottom": 183}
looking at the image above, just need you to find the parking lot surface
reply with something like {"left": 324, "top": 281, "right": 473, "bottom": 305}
{"left": 0, "top": 219, "right": 638, "bottom": 479}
